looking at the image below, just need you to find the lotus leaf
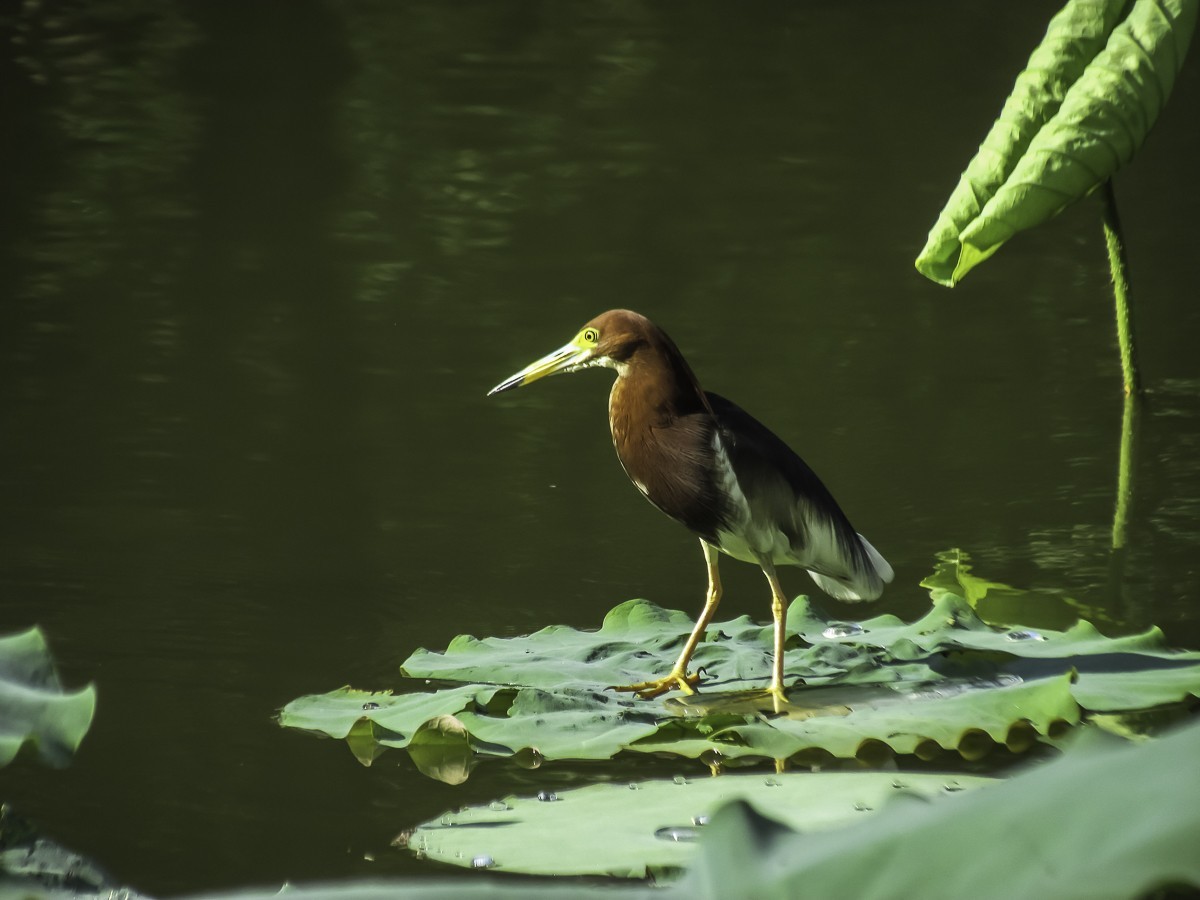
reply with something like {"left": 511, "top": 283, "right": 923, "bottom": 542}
{"left": 284, "top": 576, "right": 1200, "bottom": 775}
{"left": 400, "top": 719, "right": 1200, "bottom": 887}
{"left": 634, "top": 672, "right": 1079, "bottom": 763}
{"left": 915, "top": 0, "right": 1198, "bottom": 285}
{"left": 406, "top": 770, "right": 997, "bottom": 878}
{"left": 14, "top": 725, "right": 1200, "bottom": 898}
{"left": 400, "top": 599, "right": 788, "bottom": 693}
{"left": 675, "top": 718, "right": 1200, "bottom": 899}
{"left": 0, "top": 627, "right": 96, "bottom": 768}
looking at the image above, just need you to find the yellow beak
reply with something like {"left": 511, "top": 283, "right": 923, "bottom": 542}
{"left": 487, "top": 341, "right": 594, "bottom": 396}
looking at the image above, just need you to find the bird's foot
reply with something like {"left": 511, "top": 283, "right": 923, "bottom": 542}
{"left": 609, "top": 669, "right": 702, "bottom": 699}
{"left": 767, "top": 682, "right": 789, "bottom": 714}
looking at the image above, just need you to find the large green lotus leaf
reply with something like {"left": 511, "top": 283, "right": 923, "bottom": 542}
{"left": 396, "top": 596, "right": 1080, "bottom": 767}
{"left": 283, "top": 587, "right": 1200, "bottom": 772}
{"left": 406, "top": 770, "right": 996, "bottom": 878}
{"left": 916, "top": 0, "right": 1198, "bottom": 285}
{"left": 0, "top": 627, "right": 96, "bottom": 768}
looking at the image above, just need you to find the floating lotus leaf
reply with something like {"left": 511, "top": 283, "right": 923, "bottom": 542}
{"left": 279, "top": 684, "right": 490, "bottom": 742}
{"left": 789, "top": 590, "right": 1200, "bottom": 712}
{"left": 0, "top": 627, "right": 96, "bottom": 768}
{"left": 792, "top": 589, "right": 1190, "bottom": 660}
{"left": 283, "top": 569, "right": 1200, "bottom": 777}
{"left": 281, "top": 683, "right": 667, "bottom": 775}
{"left": 400, "top": 600, "right": 793, "bottom": 693}
{"left": 405, "top": 770, "right": 997, "bottom": 878}
{"left": 405, "top": 719, "right": 1200, "bottom": 885}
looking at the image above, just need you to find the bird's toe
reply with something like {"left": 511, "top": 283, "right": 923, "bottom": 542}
{"left": 609, "top": 670, "right": 702, "bottom": 699}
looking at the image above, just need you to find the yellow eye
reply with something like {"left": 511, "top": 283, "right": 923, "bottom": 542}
{"left": 582, "top": 327, "right": 600, "bottom": 344}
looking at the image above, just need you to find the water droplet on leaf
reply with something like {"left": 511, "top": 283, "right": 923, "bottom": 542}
{"left": 1004, "top": 629, "right": 1047, "bottom": 642}
{"left": 654, "top": 826, "right": 699, "bottom": 842}
{"left": 822, "top": 623, "right": 864, "bottom": 639}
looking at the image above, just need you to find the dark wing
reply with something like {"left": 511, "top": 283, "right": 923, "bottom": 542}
{"left": 614, "top": 405, "right": 735, "bottom": 545}
{"left": 705, "top": 391, "right": 883, "bottom": 593}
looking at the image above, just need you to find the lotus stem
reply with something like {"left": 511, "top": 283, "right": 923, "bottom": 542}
{"left": 1111, "top": 390, "right": 1138, "bottom": 552}
{"left": 1101, "top": 180, "right": 1141, "bottom": 397}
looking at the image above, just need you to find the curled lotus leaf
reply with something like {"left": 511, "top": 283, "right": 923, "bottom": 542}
{"left": 916, "top": 0, "right": 1198, "bottom": 285}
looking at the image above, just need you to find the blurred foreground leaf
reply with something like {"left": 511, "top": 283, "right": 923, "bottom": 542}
{"left": 674, "top": 718, "right": 1200, "bottom": 898}
{"left": 0, "top": 627, "right": 95, "bottom": 768}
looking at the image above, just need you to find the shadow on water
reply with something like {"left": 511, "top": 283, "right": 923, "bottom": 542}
{"left": 0, "top": 0, "right": 1197, "bottom": 893}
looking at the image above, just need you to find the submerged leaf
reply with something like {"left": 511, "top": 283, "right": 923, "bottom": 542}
{"left": 916, "top": 0, "right": 1198, "bottom": 285}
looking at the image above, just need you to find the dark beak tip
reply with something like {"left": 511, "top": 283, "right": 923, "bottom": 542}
{"left": 487, "top": 379, "right": 519, "bottom": 397}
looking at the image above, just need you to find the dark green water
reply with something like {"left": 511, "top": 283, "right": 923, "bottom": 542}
{"left": 1, "top": 1, "right": 1198, "bottom": 893}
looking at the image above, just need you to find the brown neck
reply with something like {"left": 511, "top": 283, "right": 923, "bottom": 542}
{"left": 608, "top": 328, "right": 709, "bottom": 438}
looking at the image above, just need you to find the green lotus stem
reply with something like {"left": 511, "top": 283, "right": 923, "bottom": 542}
{"left": 1101, "top": 180, "right": 1141, "bottom": 397}
{"left": 1111, "top": 389, "right": 1138, "bottom": 552}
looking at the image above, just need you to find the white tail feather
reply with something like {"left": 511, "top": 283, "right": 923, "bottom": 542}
{"left": 859, "top": 534, "right": 894, "bottom": 584}
{"left": 807, "top": 533, "right": 892, "bottom": 602}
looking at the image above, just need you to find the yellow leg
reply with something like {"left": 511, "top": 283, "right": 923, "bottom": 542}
{"left": 611, "top": 539, "right": 722, "bottom": 699}
{"left": 759, "top": 558, "right": 790, "bottom": 713}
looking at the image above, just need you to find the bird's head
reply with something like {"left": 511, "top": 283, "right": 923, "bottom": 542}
{"left": 487, "top": 309, "right": 651, "bottom": 395}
